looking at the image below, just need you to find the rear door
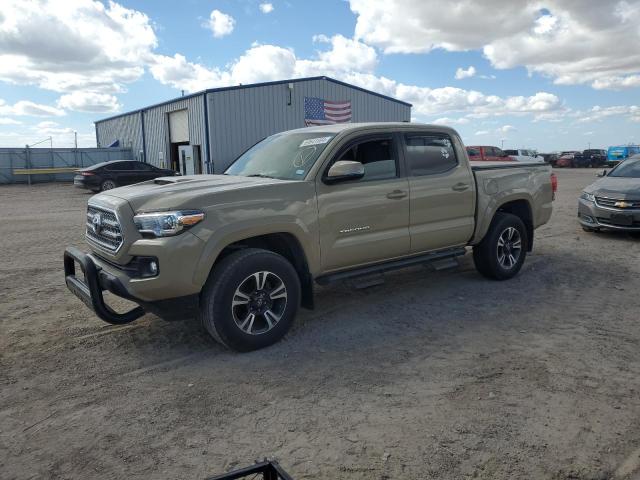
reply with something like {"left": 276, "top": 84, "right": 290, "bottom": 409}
{"left": 403, "top": 131, "right": 476, "bottom": 253}
{"left": 316, "top": 134, "right": 410, "bottom": 272}
{"left": 133, "top": 162, "right": 162, "bottom": 181}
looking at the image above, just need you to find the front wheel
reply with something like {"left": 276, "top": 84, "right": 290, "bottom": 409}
{"left": 199, "top": 248, "right": 301, "bottom": 352}
{"left": 473, "top": 212, "right": 528, "bottom": 280}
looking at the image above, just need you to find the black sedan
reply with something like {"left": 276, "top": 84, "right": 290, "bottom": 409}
{"left": 73, "top": 160, "right": 178, "bottom": 192}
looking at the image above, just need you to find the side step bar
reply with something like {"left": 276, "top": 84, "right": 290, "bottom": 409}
{"left": 316, "top": 247, "right": 466, "bottom": 285}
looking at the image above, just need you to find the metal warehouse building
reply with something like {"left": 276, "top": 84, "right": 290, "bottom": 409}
{"left": 95, "top": 76, "right": 411, "bottom": 174}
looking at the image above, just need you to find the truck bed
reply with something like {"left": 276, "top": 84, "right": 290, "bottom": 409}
{"left": 469, "top": 160, "right": 554, "bottom": 246}
{"left": 470, "top": 160, "right": 549, "bottom": 170}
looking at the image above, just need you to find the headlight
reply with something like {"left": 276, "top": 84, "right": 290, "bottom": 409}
{"left": 580, "top": 192, "right": 595, "bottom": 202}
{"left": 134, "top": 210, "right": 204, "bottom": 237}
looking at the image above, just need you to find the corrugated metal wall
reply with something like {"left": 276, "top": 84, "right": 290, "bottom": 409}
{"left": 207, "top": 78, "right": 410, "bottom": 172}
{"left": 95, "top": 113, "right": 144, "bottom": 160}
{"left": 0, "top": 147, "right": 133, "bottom": 184}
{"left": 94, "top": 78, "right": 410, "bottom": 174}
{"left": 143, "top": 94, "right": 207, "bottom": 169}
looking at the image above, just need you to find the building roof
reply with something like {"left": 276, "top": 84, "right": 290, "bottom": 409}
{"left": 94, "top": 76, "right": 412, "bottom": 124}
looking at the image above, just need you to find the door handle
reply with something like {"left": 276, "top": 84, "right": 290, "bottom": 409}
{"left": 386, "top": 190, "right": 408, "bottom": 199}
{"left": 452, "top": 183, "right": 470, "bottom": 192}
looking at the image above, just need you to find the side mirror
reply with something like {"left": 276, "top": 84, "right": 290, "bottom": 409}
{"left": 325, "top": 160, "right": 365, "bottom": 184}
{"left": 596, "top": 169, "right": 607, "bottom": 177}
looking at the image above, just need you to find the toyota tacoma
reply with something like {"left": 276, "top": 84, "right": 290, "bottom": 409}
{"left": 64, "top": 123, "right": 555, "bottom": 351}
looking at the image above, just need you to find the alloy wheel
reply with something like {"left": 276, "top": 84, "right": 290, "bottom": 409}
{"left": 496, "top": 227, "right": 522, "bottom": 270}
{"left": 231, "top": 271, "right": 287, "bottom": 335}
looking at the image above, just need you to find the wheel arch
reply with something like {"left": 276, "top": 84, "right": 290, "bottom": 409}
{"left": 473, "top": 196, "right": 534, "bottom": 251}
{"left": 197, "top": 231, "right": 315, "bottom": 309}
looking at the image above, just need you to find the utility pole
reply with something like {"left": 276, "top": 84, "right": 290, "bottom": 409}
{"left": 588, "top": 141, "right": 591, "bottom": 150}
{"left": 74, "top": 131, "right": 78, "bottom": 149}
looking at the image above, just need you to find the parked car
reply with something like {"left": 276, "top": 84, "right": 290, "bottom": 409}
{"left": 74, "top": 160, "right": 178, "bottom": 192}
{"left": 503, "top": 149, "right": 545, "bottom": 163}
{"left": 607, "top": 145, "right": 640, "bottom": 167}
{"left": 64, "top": 123, "right": 555, "bottom": 351}
{"left": 556, "top": 151, "right": 586, "bottom": 168}
{"left": 578, "top": 155, "right": 640, "bottom": 232}
{"left": 582, "top": 149, "right": 608, "bottom": 168}
{"left": 541, "top": 153, "right": 560, "bottom": 166}
{"left": 466, "top": 145, "right": 514, "bottom": 161}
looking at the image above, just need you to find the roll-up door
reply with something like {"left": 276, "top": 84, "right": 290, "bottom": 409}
{"left": 168, "top": 110, "right": 189, "bottom": 143}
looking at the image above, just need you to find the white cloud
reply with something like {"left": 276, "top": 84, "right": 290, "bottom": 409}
{"left": 0, "top": 0, "right": 157, "bottom": 94}
{"left": 577, "top": 105, "right": 640, "bottom": 123}
{"left": 0, "top": 117, "right": 21, "bottom": 125}
{"left": 431, "top": 117, "right": 470, "bottom": 125}
{"left": 207, "top": 9, "right": 235, "bottom": 38}
{"left": 297, "top": 34, "right": 378, "bottom": 75}
{"left": 150, "top": 35, "right": 377, "bottom": 92}
{"left": 455, "top": 66, "right": 476, "bottom": 80}
{"left": 0, "top": 99, "right": 65, "bottom": 117}
{"left": 348, "top": 0, "right": 640, "bottom": 90}
{"left": 475, "top": 130, "right": 490, "bottom": 136}
{"left": 57, "top": 91, "right": 121, "bottom": 113}
{"left": 499, "top": 124, "right": 516, "bottom": 133}
{"left": 259, "top": 3, "right": 274, "bottom": 14}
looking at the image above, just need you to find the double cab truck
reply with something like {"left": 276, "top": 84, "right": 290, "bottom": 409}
{"left": 64, "top": 123, "right": 555, "bottom": 351}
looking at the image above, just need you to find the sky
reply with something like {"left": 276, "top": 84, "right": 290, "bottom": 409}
{"left": 0, "top": 0, "right": 639, "bottom": 151}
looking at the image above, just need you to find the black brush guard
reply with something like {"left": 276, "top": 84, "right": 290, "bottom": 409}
{"left": 63, "top": 246, "right": 145, "bottom": 324}
{"left": 206, "top": 460, "right": 294, "bottom": 480}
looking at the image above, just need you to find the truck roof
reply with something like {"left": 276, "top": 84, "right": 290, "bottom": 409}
{"left": 287, "top": 122, "right": 460, "bottom": 136}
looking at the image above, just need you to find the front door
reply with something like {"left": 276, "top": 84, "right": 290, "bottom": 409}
{"left": 316, "top": 135, "right": 410, "bottom": 272}
{"left": 403, "top": 132, "right": 476, "bottom": 253}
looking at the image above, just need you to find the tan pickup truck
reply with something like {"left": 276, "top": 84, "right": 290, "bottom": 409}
{"left": 64, "top": 123, "right": 555, "bottom": 351}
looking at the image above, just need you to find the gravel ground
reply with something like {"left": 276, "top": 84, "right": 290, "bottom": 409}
{"left": 1, "top": 169, "right": 639, "bottom": 480}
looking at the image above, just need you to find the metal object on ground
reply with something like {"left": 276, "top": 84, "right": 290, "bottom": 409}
{"left": 206, "top": 460, "right": 294, "bottom": 480}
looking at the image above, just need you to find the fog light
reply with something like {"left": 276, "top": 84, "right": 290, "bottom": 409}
{"left": 134, "top": 256, "right": 159, "bottom": 278}
{"left": 581, "top": 214, "right": 595, "bottom": 224}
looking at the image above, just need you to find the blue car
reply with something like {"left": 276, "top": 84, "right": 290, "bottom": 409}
{"left": 607, "top": 145, "right": 640, "bottom": 167}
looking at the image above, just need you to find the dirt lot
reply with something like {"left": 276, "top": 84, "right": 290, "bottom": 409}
{"left": 1, "top": 169, "right": 640, "bottom": 480}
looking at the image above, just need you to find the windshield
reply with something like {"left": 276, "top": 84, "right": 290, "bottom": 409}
{"left": 225, "top": 131, "right": 337, "bottom": 180}
{"left": 609, "top": 159, "right": 640, "bottom": 178}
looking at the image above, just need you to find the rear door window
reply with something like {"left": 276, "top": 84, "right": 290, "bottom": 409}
{"left": 105, "top": 162, "right": 131, "bottom": 171}
{"left": 404, "top": 133, "right": 458, "bottom": 176}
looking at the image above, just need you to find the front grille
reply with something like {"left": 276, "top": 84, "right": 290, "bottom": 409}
{"left": 595, "top": 196, "right": 640, "bottom": 210}
{"left": 86, "top": 204, "right": 123, "bottom": 253}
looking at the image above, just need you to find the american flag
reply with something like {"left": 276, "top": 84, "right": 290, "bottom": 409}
{"left": 304, "top": 97, "right": 352, "bottom": 126}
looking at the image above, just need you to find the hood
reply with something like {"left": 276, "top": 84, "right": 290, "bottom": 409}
{"left": 96, "top": 174, "right": 296, "bottom": 212}
{"left": 585, "top": 176, "right": 640, "bottom": 198}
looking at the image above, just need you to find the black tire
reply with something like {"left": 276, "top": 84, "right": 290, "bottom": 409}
{"left": 199, "top": 248, "right": 301, "bottom": 352}
{"left": 473, "top": 212, "right": 528, "bottom": 280}
{"left": 100, "top": 179, "right": 117, "bottom": 191}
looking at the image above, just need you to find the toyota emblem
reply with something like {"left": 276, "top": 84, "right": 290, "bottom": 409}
{"left": 91, "top": 212, "right": 102, "bottom": 235}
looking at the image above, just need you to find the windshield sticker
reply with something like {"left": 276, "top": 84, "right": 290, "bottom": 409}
{"left": 299, "top": 136, "right": 332, "bottom": 147}
{"left": 295, "top": 169, "right": 305, "bottom": 176}
{"left": 294, "top": 147, "right": 317, "bottom": 168}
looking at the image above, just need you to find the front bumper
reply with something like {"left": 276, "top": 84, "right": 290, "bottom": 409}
{"left": 578, "top": 198, "right": 640, "bottom": 231}
{"left": 64, "top": 246, "right": 145, "bottom": 324}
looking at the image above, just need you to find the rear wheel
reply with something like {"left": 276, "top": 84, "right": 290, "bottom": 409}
{"left": 474, "top": 212, "right": 527, "bottom": 280}
{"left": 199, "top": 248, "right": 300, "bottom": 352}
{"left": 100, "top": 179, "right": 117, "bottom": 191}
